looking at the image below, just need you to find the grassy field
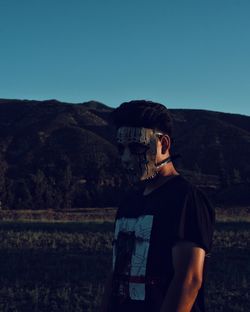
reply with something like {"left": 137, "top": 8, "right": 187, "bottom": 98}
{"left": 0, "top": 207, "right": 249, "bottom": 312}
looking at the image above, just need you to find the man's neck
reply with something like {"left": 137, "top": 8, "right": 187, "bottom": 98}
{"left": 143, "top": 165, "right": 179, "bottom": 196}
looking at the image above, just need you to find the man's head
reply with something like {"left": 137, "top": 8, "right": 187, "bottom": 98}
{"left": 112, "top": 100, "right": 173, "bottom": 183}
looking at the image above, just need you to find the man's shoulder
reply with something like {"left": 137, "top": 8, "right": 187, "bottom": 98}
{"left": 158, "top": 174, "right": 194, "bottom": 195}
{"left": 161, "top": 175, "right": 213, "bottom": 205}
{"left": 153, "top": 174, "right": 210, "bottom": 211}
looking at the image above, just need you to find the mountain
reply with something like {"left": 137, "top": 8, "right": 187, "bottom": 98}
{"left": 170, "top": 109, "right": 250, "bottom": 205}
{"left": 0, "top": 98, "right": 249, "bottom": 209}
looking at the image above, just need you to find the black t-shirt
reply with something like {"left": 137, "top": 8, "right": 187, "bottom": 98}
{"left": 108, "top": 175, "right": 216, "bottom": 312}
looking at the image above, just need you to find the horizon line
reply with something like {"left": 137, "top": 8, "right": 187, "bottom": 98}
{"left": 0, "top": 97, "right": 249, "bottom": 118}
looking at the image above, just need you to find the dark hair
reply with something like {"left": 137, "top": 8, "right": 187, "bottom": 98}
{"left": 112, "top": 100, "right": 173, "bottom": 138}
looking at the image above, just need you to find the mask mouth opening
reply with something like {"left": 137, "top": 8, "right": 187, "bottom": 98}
{"left": 124, "top": 167, "right": 135, "bottom": 173}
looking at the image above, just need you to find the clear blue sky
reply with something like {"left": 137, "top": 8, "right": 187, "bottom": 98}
{"left": 0, "top": 0, "right": 250, "bottom": 115}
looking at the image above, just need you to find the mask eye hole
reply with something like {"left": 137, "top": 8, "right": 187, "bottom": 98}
{"left": 116, "top": 143, "right": 125, "bottom": 154}
{"left": 129, "top": 143, "right": 149, "bottom": 155}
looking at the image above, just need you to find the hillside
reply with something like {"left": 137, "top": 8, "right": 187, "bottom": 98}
{"left": 0, "top": 99, "right": 249, "bottom": 209}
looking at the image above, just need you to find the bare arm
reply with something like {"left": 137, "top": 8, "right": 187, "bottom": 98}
{"left": 160, "top": 241, "right": 205, "bottom": 312}
{"left": 100, "top": 271, "right": 113, "bottom": 312}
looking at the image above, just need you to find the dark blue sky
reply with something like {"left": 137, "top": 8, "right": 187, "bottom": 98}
{"left": 0, "top": 0, "right": 250, "bottom": 115}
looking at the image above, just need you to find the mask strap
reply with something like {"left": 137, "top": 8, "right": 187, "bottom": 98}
{"left": 155, "top": 156, "right": 172, "bottom": 169}
{"left": 155, "top": 154, "right": 181, "bottom": 169}
{"left": 144, "top": 156, "right": 171, "bottom": 180}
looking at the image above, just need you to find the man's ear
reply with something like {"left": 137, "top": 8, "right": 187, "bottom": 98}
{"left": 161, "top": 135, "right": 171, "bottom": 154}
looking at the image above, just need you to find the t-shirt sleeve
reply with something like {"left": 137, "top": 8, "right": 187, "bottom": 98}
{"left": 172, "top": 186, "right": 216, "bottom": 255}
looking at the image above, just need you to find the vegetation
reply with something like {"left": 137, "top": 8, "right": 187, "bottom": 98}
{"left": 0, "top": 208, "right": 249, "bottom": 311}
{"left": 1, "top": 99, "right": 250, "bottom": 210}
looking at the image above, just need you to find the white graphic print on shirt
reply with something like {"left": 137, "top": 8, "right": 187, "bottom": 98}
{"left": 112, "top": 215, "right": 154, "bottom": 300}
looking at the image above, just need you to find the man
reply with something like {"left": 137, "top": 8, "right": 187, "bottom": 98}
{"left": 101, "top": 100, "right": 215, "bottom": 312}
